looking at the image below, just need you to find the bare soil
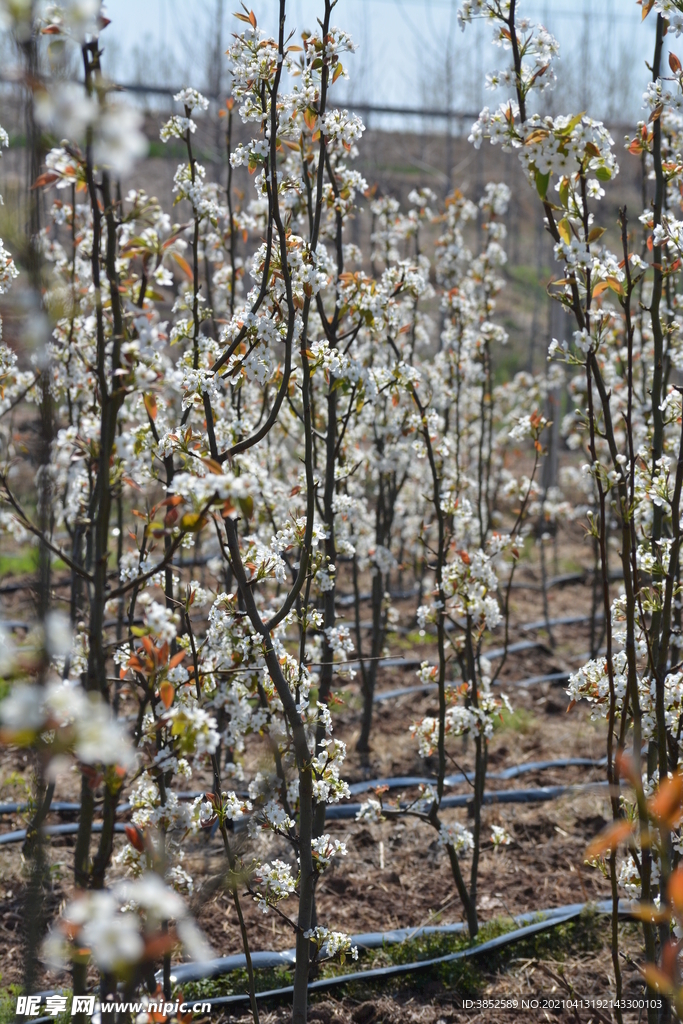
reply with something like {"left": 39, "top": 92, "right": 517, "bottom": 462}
{"left": 0, "top": 553, "right": 653, "bottom": 1021}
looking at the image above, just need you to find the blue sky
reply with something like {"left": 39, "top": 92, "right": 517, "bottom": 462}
{"left": 99, "top": 0, "right": 652, "bottom": 129}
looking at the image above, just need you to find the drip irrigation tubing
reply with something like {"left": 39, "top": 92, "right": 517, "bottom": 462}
{"left": 0, "top": 758, "right": 606, "bottom": 818}
{"left": 345, "top": 757, "right": 608, "bottom": 795}
{"left": 174, "top": 899, "right": 633, "bottom": 1008}
{"left": 372, "top": 669, "right": 570, "bottom": 702}
{"left": 336, "top": 569, "right": 623, "bottom": 607}
{"left": 0, "top": 606, "right": 605, "bottom": 642}
{"left": 520, "top": 613, "right": 604, "bottom": 632}
{"left": 0, "top": 791, "right": 203, "bottom": 816}
{"left": 2, "top": 607, "right": 598, "bottom": 640}
{"left": 359, "top": 612, "right": 604, "bottom": 637}
{"left": 0, "top": 822, "right": 127, "bottom": 845}
{"left": 324, "top": 781, "right": 610, "bottom": 820}
{"left": 508, "top": 569, "right": 623, "bottom": 592}
{"left": 337, "top": 588, "right": 421, "bottom": 607}
{"left": 346, "top": 638, "right": 546, "bottom": 675}
{"left": 23, "top": 898, "right": 636, "bottom": 1019}
{"left": 0, "top": 780, "right": 611, "bottom": 842}
{"left": 164, "top": 899, "right": 619, "bottom": 985}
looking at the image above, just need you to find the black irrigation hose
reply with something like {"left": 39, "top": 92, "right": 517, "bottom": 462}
{"left": 346, "top": 639, "right": 546, "bottom": 675}
{"left": 324, "top": 782, "right": 610, "bottom": 820}
{"left": 0, "top": 610, "right": 604, "bottom": 640}
{"left": 513, "top": 671, "right": 570, "bottom": 688}
{"left": 336, "top": 570, "right": 622, "bottom": 607}
{"left": 165, "top": 900, "right": 612, "bottom": 985}
{"left": 520, "top": 613, "right": 604, "bottom": 633}
{"left": 0, "top": 822, "right": 128, "bottom": 845}
{"left": 509, "top": 569, "right": 623, "bottom": 592}
{"left": 345, "top": 757, "right": 608, "bottom": 795}
{"left": 0, "top": 801, "right": 82, "bottom": 815}
{"left": 179, "top": 899, "right": 632, "bottom": 1009}
{"left": 336, "top": 588, "right": 421, "bottom": 608}
{"left": 373, "top": 669, "right": 570, "bottom": 702}
{"left": 0, "top": 791, "right": 203, "bottom": 816}
{"left": 0, "top": 758, "right": 605, "bottom": 818}
{"left": 0, "top": 781, "right": 611, "bottom": 843}
{"left": 23, "top": 899, "right": 635, "bottom": 1018}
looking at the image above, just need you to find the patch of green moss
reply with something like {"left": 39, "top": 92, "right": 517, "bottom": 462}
{"left": 0, "top": 550, "right": 40, "bottom": 578}
{"left": 0, "top": 985, "right": 24, "bottom": 1024}
{"left": 176, "top": 913, "right": 537, "bottom": 1005}
{"left": 0, "top": 548, "right": 67, "bottom": 579}
{"left": 494, "top": 707, "right": 536, "bottom": 734}
{"left": 0, "top": 987, "right": 71, "bottom": 1024}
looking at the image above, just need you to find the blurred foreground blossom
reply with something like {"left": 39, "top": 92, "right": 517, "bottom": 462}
{"left": 35, "top": 83, "right": 147, "bottom": 175}
{"left": 44, "top": 873, "right": 213, "bottom": 973}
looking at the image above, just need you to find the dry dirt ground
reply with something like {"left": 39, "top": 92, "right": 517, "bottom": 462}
{"left": 0, "top": 551, "right": 655, "bottom": 1022}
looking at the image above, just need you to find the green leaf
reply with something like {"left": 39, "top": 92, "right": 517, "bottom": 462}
{"left": 556, "top": 111, "right": 586, "bottom": 137}
{"left": 588, "top": 226, "right": 606, "bottom": 243}
{"left": 559, "top": 177, "right": 570, "bottom": 208}
{"left": 535, "top": 169, "right": 550, "bottom": 199}
{"left": 595, "top": 166, "right": 612, "bottom": 182}
{"left": 238, "top": 495, "right": 254, "bottom": 520}
{"left": 180, "top": 512, "right": 206, "bottom": 531}
{"left": 558, "top": 218, "right": 571, "bottom": 244}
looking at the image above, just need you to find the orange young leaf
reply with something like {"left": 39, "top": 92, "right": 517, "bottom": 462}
{"left": 143, "top": 393, "right": 158, "bottom": 421}
{"left": 615, "top": 749, "right": 637, "bottom": 785}
{"left": 202, "top": 457, "right": 225, "bottom": 475}
{"left": 648, "top": 771, "right": 683, "bottom": 824}
{"left": 641, "top": 964, "right": 674, "bottom": 997}
{"left": 670, "top": 52, "right": 682, "bottom": 74}
{"left": 159, "top": 681, "right": 175, "bottom": 709}
{"left": 668, "top": 866, "right": 683, "bottom": 912}
{"left": 32, "top": 171, "right": 60, "bottom": 189}
{"left": 171, "top": 251, "right": 194, "bottom": 279}
{"left": 124, "top": 825, "right": 145, "bottom": 852}
{"left": 661, "top": 938, "right": 681, "bottom": 978}
{"left": 142, "top": 932, "right": 178, "bottom": 961}
{"left": 630, "top": 902, "right": 671, "bottom": 924}
{"left": 585, "top": 819, "right": 634, "bottom": 860}
{"left": 168, "top": 650, "right": 187, "bottom": 670}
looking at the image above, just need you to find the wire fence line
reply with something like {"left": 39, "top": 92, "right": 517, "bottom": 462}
{"left": 0, "top": 76, "right": 637, "bottom": 138}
